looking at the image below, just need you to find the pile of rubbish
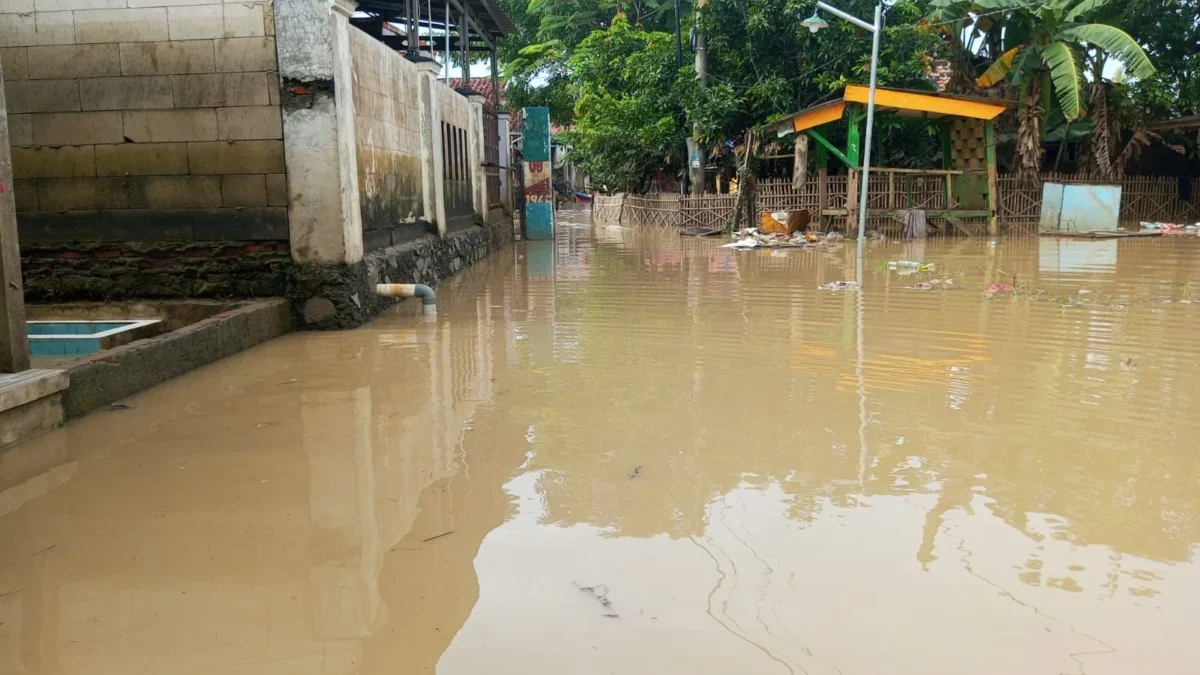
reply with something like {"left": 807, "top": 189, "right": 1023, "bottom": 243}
{"left": 1140, "top": 222, "right": 1200, "bottom": 235}
{"left": 722, "top": 228, "right": 846, "bottom": 250}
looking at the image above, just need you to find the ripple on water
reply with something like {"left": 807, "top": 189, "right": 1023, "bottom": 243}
{"left": 1, "top": 210, "right": 1199, "bottom": 674}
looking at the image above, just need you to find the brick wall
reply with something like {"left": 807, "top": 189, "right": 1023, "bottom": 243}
{"left": 347, "top": 27, "right": 424, "bottom": 251}
{"left": 1, "top": 0, "right": 287, "bottom": 247}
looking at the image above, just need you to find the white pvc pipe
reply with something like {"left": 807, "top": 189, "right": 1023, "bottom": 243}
{"left": 376, "top": 283, "right": 437, "bottom": 315}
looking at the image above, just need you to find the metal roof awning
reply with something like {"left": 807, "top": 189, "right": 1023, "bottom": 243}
{"left": 767, "top": 85, "right": 1015, "bottom": 137}
{"left": 355, "top": 0, "right": 517, "bottom": 45}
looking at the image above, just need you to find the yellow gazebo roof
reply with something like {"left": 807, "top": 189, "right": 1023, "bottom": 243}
{"left": 768, "top": 85, "right": 1014, "bottom": 137}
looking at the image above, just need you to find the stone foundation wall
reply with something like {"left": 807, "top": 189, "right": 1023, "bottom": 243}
{"left": 21, "top": 240, "right": 289, "bottom": 301}
{"left": 289, "top": 219, "right": 509, "bottom": 329}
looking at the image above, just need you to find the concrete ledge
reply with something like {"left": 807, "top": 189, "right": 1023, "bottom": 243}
{"left": 288, "top": 218, "right": 511, "bottom": 330}
{"left": 1, "top": 394, "right": 65, "bottom": 449}
{"left": 0, "top": 370, "right": 69, "bottom": 449}
{"left": 60, "top": 298, "right": 293, "bottom": 420}
{"left": 0, "top": 369, "right": 69, "bottom": 414}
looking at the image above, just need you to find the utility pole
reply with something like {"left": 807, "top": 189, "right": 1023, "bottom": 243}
{"left": 687, "top": 3, "right": 707, "bottom": 196}
{"left": 673, "top": 0, "right": 683, "bottom": 68}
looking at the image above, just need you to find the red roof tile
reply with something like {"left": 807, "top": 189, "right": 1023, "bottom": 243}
{"left": 447, "top": 77, "right": 505, "bottom": 108}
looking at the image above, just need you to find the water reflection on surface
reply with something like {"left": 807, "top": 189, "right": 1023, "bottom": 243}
{"left": 2, "top": 209, "right": 1200, "bottom": 674}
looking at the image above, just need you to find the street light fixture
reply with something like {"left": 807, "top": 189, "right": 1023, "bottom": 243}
{"left": 803, "top": 1, "right": 882, "bottom": 260}
{"left": 800, "top": 11, "right": 828, "bottom": 33}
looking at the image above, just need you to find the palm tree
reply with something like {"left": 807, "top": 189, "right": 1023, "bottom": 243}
{"left": 971, "top": 0, "right": 1155, "bottom": 177}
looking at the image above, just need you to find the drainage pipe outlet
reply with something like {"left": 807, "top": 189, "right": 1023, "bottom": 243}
{"left": 376, "top": 283, "right": 436, "bottom": 315}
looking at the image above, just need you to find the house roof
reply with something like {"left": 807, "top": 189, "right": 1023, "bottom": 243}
{"left": 1147, "top": 115, "right": 1200, "bottom": 132}
{"left": 766, "top": 85, "right": 1016, "bottom": 137}
{"left": 447, "top": 77, "right": 504, "bottom": 108}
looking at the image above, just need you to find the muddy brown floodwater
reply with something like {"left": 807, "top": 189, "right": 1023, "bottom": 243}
{"left": 4, "top": 208, "right": 1200, "bottom": 675}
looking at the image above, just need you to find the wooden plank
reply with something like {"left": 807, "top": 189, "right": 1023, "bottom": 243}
{"left": 847, "top": 168, "right": 859, "bottom": 231}
{"left": 808, "top": 129, "right": 853, "bottom": 168}
{"left": 818, "top": 168, "right": 829, "bottom": 229}
{"left": 876, "top": 167, "right": 965, "bottom": 176}
{"left": 845, "top": 85, "right": 1009, "bottom": 120}
{"left": 1039, "top": 230, "right": 1162, "bottom": 239}
{"left": 791, "top": 101, "right": 847, "bottom": 134}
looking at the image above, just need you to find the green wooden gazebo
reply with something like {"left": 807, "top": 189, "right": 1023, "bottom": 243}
{"left": 766, "top": 85, "right": 1015, "bottom": 234}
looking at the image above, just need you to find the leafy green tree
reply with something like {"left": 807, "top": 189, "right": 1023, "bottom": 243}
{"left": 1118, "top": 0, "right": 1200, "bottom": 120}
{"left": 677, "top": 0, "right": 945, "bottom": 174}
{"left": 498, "top": 0, "right": 686, "bottom": 125}
{"left": 563, "top": 13, "right": 688, "bottom": 190}
{"left": 968, "top": 0, "right": 1155, "bottom": 176}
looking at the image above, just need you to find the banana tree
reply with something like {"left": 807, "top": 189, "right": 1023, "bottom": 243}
{"left": 972, "top": 0, "right": 1155, "bottom": 177}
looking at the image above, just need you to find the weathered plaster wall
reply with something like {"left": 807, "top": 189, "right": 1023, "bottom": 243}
{"left": 276, "top": 0, "right": 363, "bottom": 266}
{"left": 436, "top": 83, "right": 475, "bottom": 144}
{"left": 274, "top": 0, "right": 334, "bottom": 79}
{"left": 347, "top": 27, "right": 425, "bottom": 251}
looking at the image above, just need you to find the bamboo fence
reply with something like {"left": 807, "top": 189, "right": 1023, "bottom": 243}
{"left": 594, "top": 174, "right": 1199, "bottom": 235}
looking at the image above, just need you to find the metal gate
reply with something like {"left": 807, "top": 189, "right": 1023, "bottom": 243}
{"left": 443, "top": 121, "right": 474, "bottom": 231}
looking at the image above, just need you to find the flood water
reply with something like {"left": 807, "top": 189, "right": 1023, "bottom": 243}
{"left": 3, "top": 208, "right": 1200, "bottom": 675}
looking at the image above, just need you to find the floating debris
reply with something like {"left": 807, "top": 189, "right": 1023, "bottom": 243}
{"left": 888, "top": 260, "right": 936, "bottom": 272}
{"left": 422, "top": 529, "right": 455, "bottom": 543}
{"left": 626, "top": 465, "right": 642, "bottom": 480}
{"left": 986, "top": 283, "right": 1015, "bottom": 296}
{"left": 1140, "top": 221, "right": 1200, "bottom": 235}
{"left": 905, "top": 282, "right": 935, "bottom": 290}
{"left": 574, "top": 582, "right": 618, "bottom": 618}
{"left": 819, "top": 280, "right": 860, "bottom": 291}
{"left": 722, "top": 227, "right": 845, "bottom": 250}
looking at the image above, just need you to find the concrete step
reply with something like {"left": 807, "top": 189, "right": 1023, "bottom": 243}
{"left": 0, "top": 369, "right": 69, "bottom": 449}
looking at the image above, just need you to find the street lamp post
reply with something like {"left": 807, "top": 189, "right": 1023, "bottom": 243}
{"left": 802, "top": 2, "right": 882, "bottom": 260}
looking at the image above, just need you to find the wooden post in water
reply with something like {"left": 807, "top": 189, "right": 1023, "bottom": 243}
{"left": 846, "top": 169, "right": 858, "bottom": 233}
{"left": 985, "top": 119, "right": 999, "bottom": 235}
{"left": 0, "top": 64, "right": 30, "bottom": 373}
{"left": 816, "top": 139, "right": 828, "bottom": 230}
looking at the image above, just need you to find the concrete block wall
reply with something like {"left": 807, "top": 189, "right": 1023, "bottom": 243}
{"left": 435, "top": 81, "right": 480, "bottom": 231}
{"left": 347, "top": 27, "right": 424, "bottom": 251}
{"left": 1, "top": 0, "right": 289, "bottom": 299}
